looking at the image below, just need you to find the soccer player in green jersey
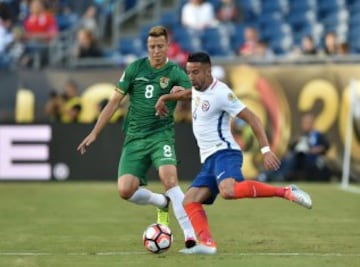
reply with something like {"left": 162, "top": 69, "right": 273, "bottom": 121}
{"left": 77, "top": 26, "right": 196, "bottom": 249}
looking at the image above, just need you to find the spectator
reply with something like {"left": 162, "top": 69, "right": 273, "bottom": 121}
{"left": 181, "top": 0, "right": 218, "bottom": 32}
{"left": 92, "top": 0, "right": 116, "bottom": 40}
{"left": 4, "top": 26, "right": 31, "bottom": 68}
{"left": 18, "top": 0, "right": 30, "bottom": 22}
{"left": 258, "top": 113, "right": 332, "bottom": 182}
{"left": 0, "top": 0, "right": 19, "bottom": 22}
{"left": 238, "top": 26, "right": 259, "bottom": 57}
{"left": 253, "top": 40, "right": 274, "bottom": 60}
{"left": 44, "top": 79, "right": 85, "bottom": 123}
{"left": 73, "top": 28, "right": 103, "bottom": 58}
{"left": 216, "top": 0, "right": 242, "bottom": 35}
{"left": 291, "top": 35, "right": 318, "bottom": 58}
{"left": 337, "top": 42, "right": 349, "bottom": 55}
{"left": 301, "top": 35, "right": 318, "bottom": 55}
{"left": 94, "top": 98, "right": 125, "bottom": 123}
{"left": 0, "top": 17, "right": 13, "bottom": 54}
{"left": 167, "top": 32, "right": 188, "bottom": 68}
{"left": 216, "top": 0, "right": 242, "bottom": 24}
{"left": 78, "top": 5, "right": 98, "bottom": 36}
{"left": 68, "top": 103, "right": 82, "bottom": 123}
{"left": 44, "top": 89, "right": 62, "bottom": 122}
{"left": 23, "top": 0, "right": 58, "bottom": 43}
{"left": 59, "top": 79, "right": 82, "bottom": 123}
{"left": 55, "top": 2, "right": 79, "bottom": 31}
{"left": 322, "top": 32, "right": 337, "bottom": 56}
{"left": 23, "top": 0, "right": 59, "bottom": 67}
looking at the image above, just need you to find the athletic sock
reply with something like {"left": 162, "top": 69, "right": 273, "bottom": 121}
{"left": 166, "top": 186, "right": 196, "bottom": 241}
{"left": 128, "top": 187, "right": 167, "bottom": 207}
{"left": 184, "top": 202, "right": 214, "bottom": 245}
{"left": 233, "top": 180, "right": 286, "bottom": 198}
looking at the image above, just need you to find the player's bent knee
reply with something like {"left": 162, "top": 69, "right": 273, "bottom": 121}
{"left": 117, "top": 175, "right": 139, "bottom": 200}
{"left": 117, "top": 182, "right": 137, "bottom": 200}
{"left": 219, "top": 187, "right": 234, "bottom": 199}
{"left": 219, "top": 178, "right": 236, "bottom": 199}
{"left": 161, "top": 179, "right": 178, "bottom": 191}
{"left": 118, "top": 187, "right": 135, "bottom": 200}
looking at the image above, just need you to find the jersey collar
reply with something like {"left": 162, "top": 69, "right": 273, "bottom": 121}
{"left": 208, "top": 78, "right": 218, "bottom": 90}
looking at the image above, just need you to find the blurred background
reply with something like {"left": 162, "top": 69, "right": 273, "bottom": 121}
{"left": 1, "top": 0, "right": 360, "bottom": 185}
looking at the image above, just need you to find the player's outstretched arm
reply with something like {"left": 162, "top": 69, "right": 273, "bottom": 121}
{"left": 77, "top": 90, "right": 124, "bottom": 154}
{"left": 155, "top": 87, "right": 191, "bottom": 117}
{"left": 237, "top": 107, "right": 280, "bottom": 171}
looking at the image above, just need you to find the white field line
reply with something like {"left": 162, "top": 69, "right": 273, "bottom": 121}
{"left": 340, "top": 185, "right": 360, "bottom": 194}
{"left": 0, "top": 251, "right": 360, "bottom": 257}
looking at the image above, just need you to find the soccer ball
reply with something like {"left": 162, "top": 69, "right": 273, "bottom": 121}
{"left": 143, "top": 223, "right": 173, "bottom": 254}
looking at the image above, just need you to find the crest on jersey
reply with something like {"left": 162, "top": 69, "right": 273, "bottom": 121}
{"left": 160, "top": 77, "right": 169, "bottom": 89}
{"left": 228, "top": 93, "right": 237, "bottom": 102}
{"left": 202, "top": 100, "right": 210, "bottom": 112}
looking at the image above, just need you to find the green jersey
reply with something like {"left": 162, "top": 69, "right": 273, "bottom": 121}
{"left": 116, "top": 57, "right": 191, "bottom": 143}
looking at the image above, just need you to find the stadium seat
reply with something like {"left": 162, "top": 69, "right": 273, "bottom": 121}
{"left": 172, "top": 26, "right": 201, "bottom": 52}
{"left": 172, "top": 26, "right": 192, "bottom": 42}
{"left": 269, "top": 35, "right": 293, "bottom": 55}
{"left": 159, "top": 11, "right": 180, "bottom": 30}
{"left": 261, "top": 0, "right": 289, "bottom": 15}
{"left": 262, "top": 21, "right": 292, "bottom": 44}
{"left": 349, "top": 10, "right": 360, "bottom": 26}
{"left": 201, "top": 27, "right": 231, "bottom": 56}
{"left": 301, "top": 23, "right": 324, "bottom": 45}
{"left": 349, "top": 35, "right": 360, "bottom": 53}
{"left": 321, "top": 8, "right": 349, "bottom": 26}
{"left": 348, "top": 16, "right": 360, "bottom": 43}
{"left": 239, "top": 0, "right": 261, "bottom": 22}
{"left": 207, "top": 0, "right": 222, "bottom": 10}
{"left": 289, "top": 0, "right": 317, "bottom": 13}
{"left": 348, "top": 1, "right": 360, "bottom": 13}
{"left": 124, "top": 0, "right": 137, "bottom": 11}
{"left": 257, "top": 11, "right": 283, "bottom": 27}
{"left": 318, "top": 0, "right": 346, "bottom": 19}
{"left": 287, "top": 10, "right": 317, "bottom": 32}
{"left": 230, "top": 24, "right": 245, "bottom": 53}
{"left": 56, "top": 14, "right": 78, "bottom": 31}
{"left": 118, "top": 37, "right": 144, "bottom": 56}
{"left": 346, "top": 0, "right": 357, "bottom": 6}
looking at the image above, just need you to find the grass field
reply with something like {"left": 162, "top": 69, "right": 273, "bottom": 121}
{"left": 0, "top": 182, "right": 359, "bottom": 267}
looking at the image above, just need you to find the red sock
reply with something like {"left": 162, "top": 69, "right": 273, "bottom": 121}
{"left": 184, "top": 202, "right": 214, "bottom": 244}
{"left": 233, "top": 180, "right": 286, "bottom": 198}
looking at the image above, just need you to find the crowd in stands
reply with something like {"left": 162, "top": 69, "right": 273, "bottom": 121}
{"left": 1, "top": 0, "right": 360, "bottom": 70}
{"left": 0, "top": 0, "right": 132, "bottom": 69}
{"left": 173, "top": 0, "right": 358, "bottom": 58}
{"left": 2, "top": 0, "right": 338, "bottom": 181}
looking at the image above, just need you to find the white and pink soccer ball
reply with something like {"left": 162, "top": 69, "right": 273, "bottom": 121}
{"left": 143, "top": 223, "right": 173, "bottom": 254}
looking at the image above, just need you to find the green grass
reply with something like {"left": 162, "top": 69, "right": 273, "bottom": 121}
{"left": 0, "top": 182, "right": 359, "bottom": 267}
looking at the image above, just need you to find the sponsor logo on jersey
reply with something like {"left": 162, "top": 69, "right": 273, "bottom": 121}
{"left": 135, "top": 77, "right": 150, "bottom": 82}
{"left": 216, "top": 171, "right": 225, "bottom": 180}
{"left": 227, "top": 93, "right": 237, "bottom": 102}
{"left": 160, "top": 77, "right": 169, "bottom": 89}
{"left": 202, "top": 100, "right": 210, "bottom": 112}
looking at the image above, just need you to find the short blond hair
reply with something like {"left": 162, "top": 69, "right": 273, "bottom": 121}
{"left": 148, "top": 25, "right": 168, "bottom": 41}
